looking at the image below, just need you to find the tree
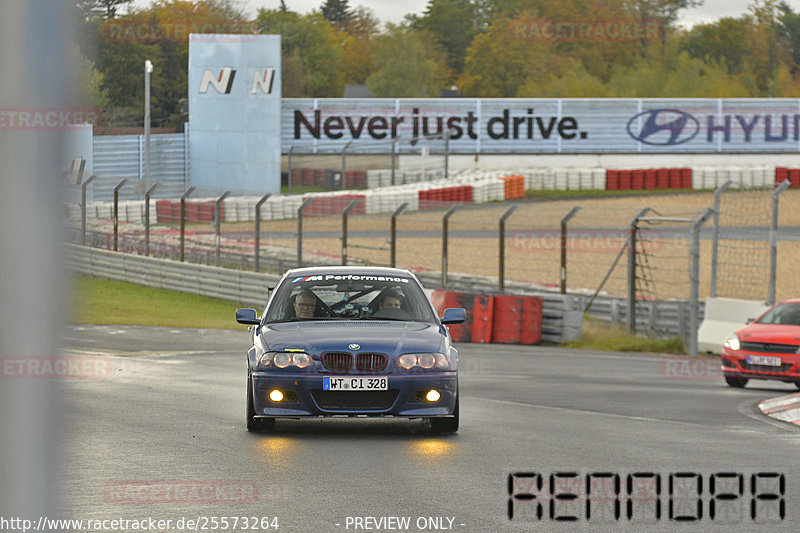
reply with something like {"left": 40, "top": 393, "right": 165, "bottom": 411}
{"left": 680, "top": 17, "right": 751, "bottom": 75}
{"left": 321, "top": 0, "right": 350, "bottom": 30}
{"left": 412, "top": 0, "right": 484, "bottom": 79}
{"left": 778, "top": 1, "right": 800, "bottom": 75}
{"left": 459, "top": 15, "right": 553, "bottom": 96}
{"left": 76, "top": 0, "right": 134, "bottom": 19}
{"left": 257, "top": 9, "right": 345, "bottom": 96}
{"left": 365, "top": 24, "right": 446, "bottom": 97}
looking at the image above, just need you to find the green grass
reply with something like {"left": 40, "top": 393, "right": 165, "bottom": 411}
{"left": 565, "top": 315, "right": 686, "bottom": 354}
{"left": 70, "top": 276, "right": 245, "bottom": 329}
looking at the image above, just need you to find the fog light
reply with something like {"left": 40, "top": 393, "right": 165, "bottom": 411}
{"left": 269, "top": 389, "right": 284, "bottom": 402}
{"left": 426, "top": 389, "right": 440, "bottom": 402}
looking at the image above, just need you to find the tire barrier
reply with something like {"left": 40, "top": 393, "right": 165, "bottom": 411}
{"left": 431, "top": 290, "right": 543, "bottom": 345}
{"left": 155, "top": 200, "right": 222, "bottom": 223}
{"left": 303, "top": 194, "right": 365, "bottom": 216}
{"left": 500, "top": 175, "right": 525, "bottom": 199}
{"left": 775, "top": 167, "right": 800, "bottom": 187}
{"left": 605, "top": 168, "right": 692, "bottom": 191}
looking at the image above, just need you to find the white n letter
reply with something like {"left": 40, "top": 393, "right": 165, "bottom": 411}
{"left": 251, "top": 68, "right": 275, "bottom": 94}
{"left": 199, "top": 67, "right": 236, "bottom": 94}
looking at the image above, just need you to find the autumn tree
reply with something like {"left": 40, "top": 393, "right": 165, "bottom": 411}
{"left": 410, "top": 0, "right": 485, "bottom": 79}
{"left": 257, "top": 9, "right": 344, "bottom": 96}
{"left": 321, "top": 0, "right": 351, "bottom": 30}
{"left": 365, "top": 24, "right": 447, "bottom": 97}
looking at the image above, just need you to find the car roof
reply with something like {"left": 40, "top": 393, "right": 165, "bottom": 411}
{"left": 283, "top": 266, "right": 416, "bottom": 278}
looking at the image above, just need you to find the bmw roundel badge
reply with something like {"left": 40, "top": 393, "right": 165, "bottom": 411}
{"left": 348, "top": 343, "right": 360, "bottom": 351}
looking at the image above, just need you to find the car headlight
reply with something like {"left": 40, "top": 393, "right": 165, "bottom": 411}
{"left": 724, "top": 335, "right": 740, "bottom": 351}
{"left": 293, "top": 352, "right": 312, "bottom": 368}
{"left": 397, "top": 353, "right": 450, "bottom": 371}
{"left": 260, "top": 351, "right": 313, "bottom": 369}
{"left": 398, "top": 354, "right": 417, "bottom": 370}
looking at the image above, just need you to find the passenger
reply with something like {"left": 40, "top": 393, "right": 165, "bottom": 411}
{"left": 293, "top": 290, "right": 318, "bottom": 319}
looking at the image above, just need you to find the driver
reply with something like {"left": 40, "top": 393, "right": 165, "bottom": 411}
{"left": 293, "top": 289, "right": 318, "bottom": 319}
{"left": 380, "top": 291, "right": 403, "bottom": 311}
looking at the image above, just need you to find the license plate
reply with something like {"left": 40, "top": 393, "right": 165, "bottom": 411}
{"left": 323, "top": 376, "right": 388, "bottom": 391}
{"left": 747, "top": 355, "right": 782, "bottom": 366}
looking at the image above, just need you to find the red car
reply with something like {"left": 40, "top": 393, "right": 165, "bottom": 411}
{"left": 721, "top": 299, "right": 800, "bottom": 388}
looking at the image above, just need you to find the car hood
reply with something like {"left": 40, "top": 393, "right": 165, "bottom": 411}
{"left": 260, "top": 320, "right": 446, "bottom": 356}
{"left": 736, "top": 323, "right": 800, "bottom": 345}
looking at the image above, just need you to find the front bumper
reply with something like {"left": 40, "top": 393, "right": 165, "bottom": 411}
{"left": 250, "top": 371, "right": 458, "bottom": 417}
{"left": 721, "top": 348, "right": 800, "bottom": 382}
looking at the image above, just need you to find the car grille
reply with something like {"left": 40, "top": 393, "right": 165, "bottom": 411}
{"left": 312, "top": 390, "right": 399, "bottom": 410}
{"left": 739, "top": 362, "right": 793, "bottom": 373}
{"left": 321, "top": 352, "right": 353, "bottom": 373}
{"left": 741, "top": 342, "right": 799, "bottom": 354}
{"left": 356, "top": 353, "right": 388, "bottom": 373}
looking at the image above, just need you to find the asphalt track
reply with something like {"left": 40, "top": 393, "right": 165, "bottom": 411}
{"left": 59, "top": 325, "right": 800, "bottom": 533}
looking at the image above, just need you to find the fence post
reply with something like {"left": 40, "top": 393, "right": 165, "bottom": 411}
{"left": 442, "top": 203, "right": 462, "bottom": 289}
{"left": 214, "top": 191, "right": 230, "bottom": 267}
{"left": 296, "top": 197, "right": 314, "bottom": 267}
{"left": 391, "top": 137, "right": 398, "bottom": 186}
{"left": 498, "top": 204, "right": 518, "bottom": 292}
{"left": 254, "top": 193, "right": 271, "bottom": 272}
{"left": 769, "top": 180, "right": 791, "bottom": 305}
{"left": 341, "top": 140, "right": 354, "bottom": 190}
{"left": 81, "top": 174, "right": 96, "bottom": 246}
{"left": 710, "top": 180, "right": 732, "bottom": 297}
{"left": 443, "top": 130, "right": 451, "bottom": 180}
{"left": 113, "top": 179, "right": 128, "bottom": 252}
{"left": 287, "top": 146, "right": 294, "bottom": 195}
{"left": 341, "top": 198, "right": 362, "bottom": 265}
{"left": 144, "top": 182, "right": 158, "bottom": 256}
{"left": 560, "top": 206, "right": 581, "bottom": 294}
{"left": 628, "top": 208, "right": 651, "bottom": 334}
{"left": 179, "top": 186, "right": 195, "bottom": 262}
{"left": 689, "top": 208, "right": 715, "bottom": 356}
{"left": 390, "top": 202, "right": 408, "bottom": 267}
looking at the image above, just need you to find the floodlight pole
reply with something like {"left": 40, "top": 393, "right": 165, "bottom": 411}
{"left": 442, "top": 203, "right": 462, "bottom": 289}
{"left": 144, "top": 60, "right": 153, "bottom": 186}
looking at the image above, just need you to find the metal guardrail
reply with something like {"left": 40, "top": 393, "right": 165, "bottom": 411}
{"left": 64, "top": 243, "right": 280, "bottom": 308}
{"left": 65, "top": 244, "right": 584, "bottom": 343}
{"left": 65, "top": 244, "right": 700, "bottom": 345}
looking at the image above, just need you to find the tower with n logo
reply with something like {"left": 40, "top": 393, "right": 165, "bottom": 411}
{"left": 189, "top": 34, "right": 282, "bottom": 194}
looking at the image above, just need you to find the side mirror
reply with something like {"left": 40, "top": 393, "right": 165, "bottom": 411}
{"left": 236, "top": 308, "right": 260, "bottom": 325}
{"left": 441, "top": 307, "right": 466, "bottom": 325}
{"left": 746, "top": 318, "right": 755, "bottom": 325}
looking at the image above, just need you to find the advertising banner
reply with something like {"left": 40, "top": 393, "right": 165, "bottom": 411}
{"left": 282, "top": 98, "right": 800, "bottom": 154}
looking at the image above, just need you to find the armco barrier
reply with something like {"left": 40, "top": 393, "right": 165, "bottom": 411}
{"left": 65, "top": 244, "right": 280, "bottom": 308}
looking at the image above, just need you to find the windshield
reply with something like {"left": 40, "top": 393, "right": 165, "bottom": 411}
{"left": 264, "top": 274, "right": 436, "bottom": 324}
{"left": 756, "top": 303, "right": 800, "bottom": 326}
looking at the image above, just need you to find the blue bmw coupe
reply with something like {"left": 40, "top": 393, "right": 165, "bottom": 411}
{"left": 235, "top": 266, "right": 466, "bottom": 433}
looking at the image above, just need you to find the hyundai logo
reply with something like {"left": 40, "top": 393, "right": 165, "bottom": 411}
{"left": 348, "top": 343, "right": 360, "bottom": 351}
{"left": 627, "top": 109, "right": 700, "bottom": 146}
